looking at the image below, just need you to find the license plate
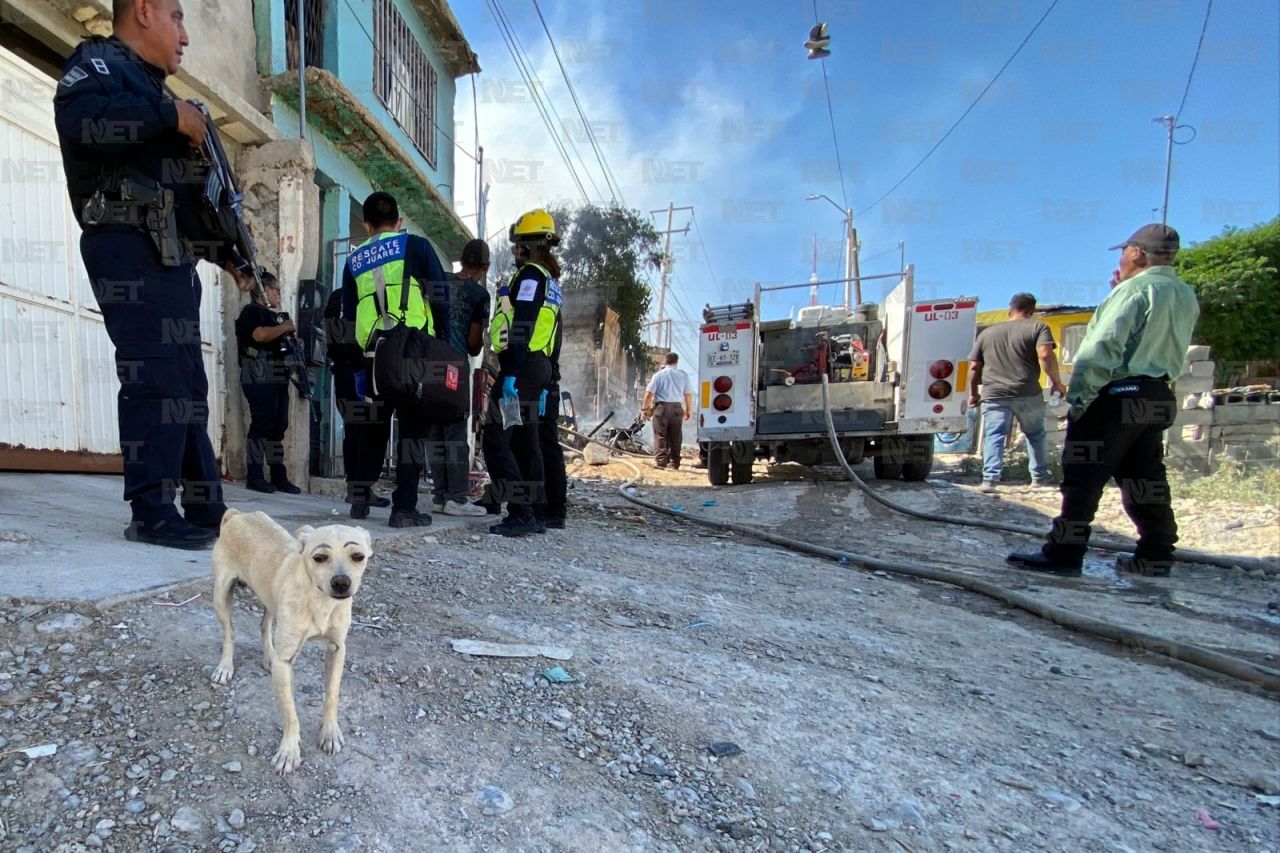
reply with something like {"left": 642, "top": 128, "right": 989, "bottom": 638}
{"left": 709, "top": 351, "right": 739, "bottom": 367}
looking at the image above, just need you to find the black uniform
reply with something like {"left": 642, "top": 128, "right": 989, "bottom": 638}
{"left": 535, "top": 326, "right": 567, "bottom": 527}
{"left": 483, "top": 264, "right": 553, "bottom": 531}
{"left": 54, "top": 37, "right": 230, "bottom": 544}
{"left": 235, "top": 302, "right": 293, "bottom": 488}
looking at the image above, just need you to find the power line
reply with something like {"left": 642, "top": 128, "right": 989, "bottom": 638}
{"left": 485, "top": 0, "right": 593, "bottom": 201}
{"left": 810, "top": 1, "right": 850, "bottom": 209}
{"left": 856, "top": 0, "right": 1061, "bottom": 218}
{"left": 690, "top": 214, "right": 730, "bottom": 301}
{"left": 1175, "top": 0, "right": 1213, "bottom": 122}
{"left": 531, "top": 0, "right": 626, "bottom": 206}
{"left": 335, "top": 0, "right": 477, "bottom": 163}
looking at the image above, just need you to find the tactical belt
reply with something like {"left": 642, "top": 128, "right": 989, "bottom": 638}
{"left": 82, "top": 177, "right": 182, "bottom": 267}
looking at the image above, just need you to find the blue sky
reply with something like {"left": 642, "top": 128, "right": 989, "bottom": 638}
{"left": 449, "top": 0, "right": 1280, "bottom": 364}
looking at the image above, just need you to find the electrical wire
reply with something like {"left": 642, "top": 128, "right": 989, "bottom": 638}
{"left": 334, "top": 0, "right": 478, "bottom": 163}
{"left": 691, "top": 214, "right": 731, "bottom": 302}
{"left": 485, "top": 0, "right": 593, "bottom": 201}
{"left": 810, "top": 0, "right": 850, "bottom": 210}
{"left": 856, "top": 0, "right": 1061, "bottom": 219}
{"left": 531, "top": 0, "right": 627, "bottom": 206}
{"left": 1175, "top": 0, "right": 1214, "bottom": 122}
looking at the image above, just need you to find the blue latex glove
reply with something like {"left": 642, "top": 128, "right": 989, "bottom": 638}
{"left": 501, "top": 376, "right": 518, "bottom": 401}
{"left": 538, "top": 389, "right": 548, "bottom": 417}
{"left": 353, "top": 369, "right": 368, "bottom": 400}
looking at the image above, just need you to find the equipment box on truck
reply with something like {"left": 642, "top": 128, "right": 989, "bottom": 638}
{"left": 696, "top": 267, "right": 977, "bottom": 485}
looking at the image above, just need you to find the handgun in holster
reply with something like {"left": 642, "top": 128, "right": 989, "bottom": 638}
{"left": 119, "top": 178, "right": 181, "bottom": 267}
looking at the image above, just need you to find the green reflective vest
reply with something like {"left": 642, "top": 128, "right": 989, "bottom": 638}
{"left": 490, "top": 262, "right": 563, "bottom": 356}
{"left": 349, "top": 231, "right": 434, "bottom": 351}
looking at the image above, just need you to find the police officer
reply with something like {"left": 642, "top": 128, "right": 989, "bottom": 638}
{"left": 340, "top": 191, "right": 444, "bottom": 527}
{"left": 484, "top": 209, "right": 562, "bottom": 537}
{"left": 54, "top": 0, "right": 253, "bottom": 549}
{"left": 323, "top": 287, "right": 390, "bottom": 510}
{"left": 235, "top": 272, "right": 301, "bottom": 494}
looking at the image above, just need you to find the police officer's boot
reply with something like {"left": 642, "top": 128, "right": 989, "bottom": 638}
{"left": 388, "top": 508, "right": 432, "bottom": 528}
{"left": 125, "top": 517, "right": 216, "bottom": 550}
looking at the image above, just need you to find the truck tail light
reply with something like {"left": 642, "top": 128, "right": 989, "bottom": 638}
{"left": 929, "top": 359, "right": 954, "bottom": 380}
{"left": 713, "top": 393, "right": 733, "bottom": 411}
{"left": 713, "top": 376, "right": 733, "bottom": 393}
{"left": 927, "top": 380, "right": 952, "bottom": 399}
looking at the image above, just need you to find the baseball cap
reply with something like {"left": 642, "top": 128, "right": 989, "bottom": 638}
{"left": 461, "top": 239, "right": 490, "bottom": 266}
{"left": 1109, "top": 223, "right": 1179, "bottom": 255}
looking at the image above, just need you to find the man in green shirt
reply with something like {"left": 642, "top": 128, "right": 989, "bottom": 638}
{"left": 1008, "top": 224, "right": 1200, "bottom": 577}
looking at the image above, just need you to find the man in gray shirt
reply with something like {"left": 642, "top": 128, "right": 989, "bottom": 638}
{"left": 642, "top": 352, "right": 694, "bottom": 469}
{"left": 968, "top": 293, "right": 1067, "bottom": 492}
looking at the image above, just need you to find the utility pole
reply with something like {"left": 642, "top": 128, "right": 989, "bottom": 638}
{"left": 898, "top": 240, "right": 905, "bottom": 273}
{"left": 296, "top": 0, "right": 306, "bottom": 140}
{"left": 846, "top": 208, "right": 861, "bottom": 309}
{"left": 650, "top": 203, "right": 693, "bottom": 351}
{"left": 1154, "top": 115, "right": 1175, "bottom": 226}
{"left": 809, "top": 234, "right": 819, "bottom": 307}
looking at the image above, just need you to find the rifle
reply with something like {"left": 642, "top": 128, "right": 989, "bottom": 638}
{"left": 191, "top": 101, "right": 264, "bottom": 300}
{"left": 280, "top": 324, "right": 315, "bottom": 401}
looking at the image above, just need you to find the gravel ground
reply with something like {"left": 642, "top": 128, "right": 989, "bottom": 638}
{"left": 1, "top": 459, "right": 1277, "bottom": 852}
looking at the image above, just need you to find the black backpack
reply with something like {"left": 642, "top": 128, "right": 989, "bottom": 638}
{"left": 368, "top": 272, "right": 470, "bottom": 420}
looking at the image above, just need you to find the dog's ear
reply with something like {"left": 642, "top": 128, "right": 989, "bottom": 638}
{"left": 294, "top": 525, "right": 316, "bottom": 552}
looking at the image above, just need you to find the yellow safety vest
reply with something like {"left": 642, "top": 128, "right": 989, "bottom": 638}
{"left": 349, "top": 231, "right": 434, "bottom": 351}
{"left": 490, "top": 262, "right": 562, "bottom": 355}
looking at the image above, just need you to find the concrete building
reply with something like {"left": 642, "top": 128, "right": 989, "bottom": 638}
{"left": 0, "top": 0, "right": 477, "bottom": 489}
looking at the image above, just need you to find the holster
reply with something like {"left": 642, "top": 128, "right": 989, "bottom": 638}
{"left": 82, "top": 177, "right": 181, "bottom": 267}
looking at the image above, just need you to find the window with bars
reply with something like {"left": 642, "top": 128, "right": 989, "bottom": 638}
{"left": 373, "top": 0, "right": 439, "bottom": 168}
{"left": 284, "top": 0, "right": 326, "bottom": 71}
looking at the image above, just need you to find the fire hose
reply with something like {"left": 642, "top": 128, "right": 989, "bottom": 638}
{"left": 560, "top": 391, "right": 1280, "bottom": 692}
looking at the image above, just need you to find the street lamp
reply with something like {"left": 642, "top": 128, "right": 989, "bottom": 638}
{"left": 805, "top": 193, "right": 860, "bottom": 308}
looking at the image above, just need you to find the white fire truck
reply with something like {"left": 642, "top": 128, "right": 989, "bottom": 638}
{"left": 696, "top": 267, "right": 977, "bottom": 485}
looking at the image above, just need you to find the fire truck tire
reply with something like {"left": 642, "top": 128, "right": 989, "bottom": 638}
{"left": 873, "top": 455, "right": 903, "bottom": 480}
{"left": 707, "top": 446, "right": 730, "bottom": 486}
{"left": 901, "top": 438, "right": 935, "bottom": 482}
{"left": 731, "top": 462, "right": 754, "bottom": 485}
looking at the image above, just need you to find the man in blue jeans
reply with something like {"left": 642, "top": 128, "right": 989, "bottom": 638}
{"left": 968, "top": 293, "right": 1067, "bottom": 493}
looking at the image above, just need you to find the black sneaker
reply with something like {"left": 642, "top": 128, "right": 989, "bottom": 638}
{"left": 388, "top": 509, "right": 432, "bottom": 528}
{"left": 246, "top": 479, "right": 276, "bottom": 494}
{"left": 1006, "top": 551, "right": 1083, "bottom": 577}
{"left": 372, "top": 495, "right": 391, "bottom": 508}
{"left": 488, "top": 517, "right": 542, "bottom": 537}
{"left": 1117, "top": 555, "right": 1172, "bottom": 577}
{"left": 543, "top": 516, "right": 566, "bottom": 530}
{"left": 271, "top": 481, "right": 303, "bottom": 495}
{"left": 124, "top": 518, "right": 217, "bottom": 550}
{"left": 350, "top": 501, "right": 370, "bottom": 520}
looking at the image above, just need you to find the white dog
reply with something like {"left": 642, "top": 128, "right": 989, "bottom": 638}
{"left": 209, "top": 509, "right": 372, "bottom": 774}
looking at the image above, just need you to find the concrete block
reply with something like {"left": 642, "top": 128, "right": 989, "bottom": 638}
{"left": 1213, "top": 404, "right": 1279, "bottom": 425}
{"left": 1213, "top": 424, "right": 1280, "bottom": 440}
{"left": 1184, "top": 344, "right": 1211, "bottom": 362}
{"left": 1173, "top": 408, "right": 1213, "bottom": 426}
{"left": 1174, "top": 375, "right": 1214, "bottom": 395}
{"left": 1187, "top": 360, "right": 1215, "bottom": 378}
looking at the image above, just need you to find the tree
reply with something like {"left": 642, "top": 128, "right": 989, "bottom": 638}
{"left": 489, "top": 204, "right": 661, "bottom": 365}
{"left": 1176, "top": 218, "right": 1280, "bottom": 367}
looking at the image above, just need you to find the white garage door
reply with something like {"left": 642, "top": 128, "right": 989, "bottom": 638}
{"left": 0, "top": 47, "right": 224, "bottom": 468}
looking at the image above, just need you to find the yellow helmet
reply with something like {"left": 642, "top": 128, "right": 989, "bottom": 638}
{"left": 509, "top": 208, "right": 559, "bottom": 245}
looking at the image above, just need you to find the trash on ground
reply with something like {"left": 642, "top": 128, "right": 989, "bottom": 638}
{"left": 152, "top": 593, "right": 200, "bottom": 608}
{"left": 701, "top": 499, "right": 717, "bottom": 507}
{"left": 450, "top": 639, "right": 573, "bottom": 661}
{"left": 1195, "top": 809, "right": 1220, "bottom": 831}
{"left": 683, "top": 621, "right": 713, "bottom": 631}
{"left": 0, "top": 743, "right": 59, "bottom": 759}
{"left": 670, "top": 504, "right": 685, "bottom": 512}
{"left": 541, "top": 666, "right": 575, "bottom": 684}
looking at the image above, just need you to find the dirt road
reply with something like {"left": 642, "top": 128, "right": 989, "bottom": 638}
{"left": 1, "top": 460, "right": 1277, "bottom": 851}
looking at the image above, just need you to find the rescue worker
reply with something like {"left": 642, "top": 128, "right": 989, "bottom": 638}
{"left": 484, "top": 209, "right": 562, "bottom": 537}
{"left": 425, "top": 239, "right": 491, "bottom": 516}
{"left": 54, "top": 0, "right": 254, "bottom": 549}
{"left": 340, "top": 191, "right": 445, "bottom": 527}
{"left": 323, "top": 288, "right": 389, "bottom": 509}
{"left": 1008, "top": 224, "right": 1200, "bottom": 577}
{"left": 235, "top": 272, "right": 301, "bottom": 494}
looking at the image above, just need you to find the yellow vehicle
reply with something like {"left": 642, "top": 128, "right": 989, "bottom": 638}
{"left": 974, "top": 304, "right": 1096, "bottom": 387}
